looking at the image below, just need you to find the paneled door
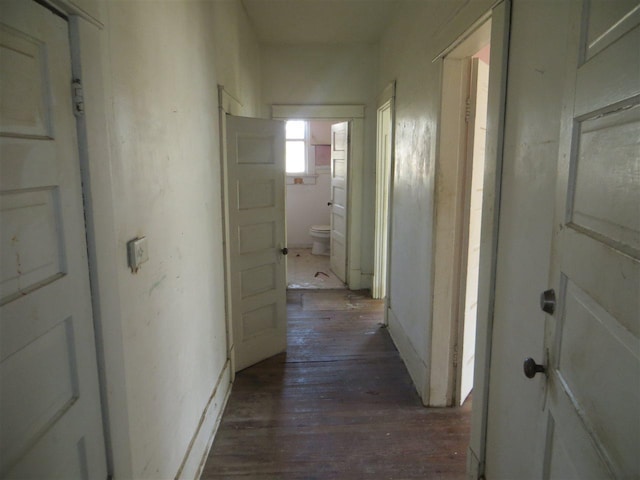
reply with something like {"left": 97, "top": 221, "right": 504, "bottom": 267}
{"left": 538, "top": 1, "right": 639, "bottom": 477}
{"left": 225, "top": 115, "right": 287, "bottom": 372}
{"left": 330, "top": 122, "right": 349, "bottom": 283}
{"left": 0, "top": 1, "right": 107, "bottom": 478}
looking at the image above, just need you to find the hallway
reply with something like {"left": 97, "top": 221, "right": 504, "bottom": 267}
{"left": 202, "top": 290, "right": 471, "bottom": 479}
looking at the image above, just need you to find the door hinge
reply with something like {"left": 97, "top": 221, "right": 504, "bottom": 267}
{"left": 72, "top": 79, "right": 85, "bottom": 117}
{"left": 465, "top": 96, "right": 471, "bottom": 123}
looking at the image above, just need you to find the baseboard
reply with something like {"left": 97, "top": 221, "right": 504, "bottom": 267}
{"left": 174, "top": 360, "right": 232, "bottom": 480}
{"left": 467, "top": 446, "right": 481, "bottom": 480}
{"left": 287, "top": 243, "right": 313, "bottom": 249}
{"left": 348, "top": 269, "right": 362, "bottom": 290}
{"left": 386, "top": 307, "right": 428, "bottom": 404}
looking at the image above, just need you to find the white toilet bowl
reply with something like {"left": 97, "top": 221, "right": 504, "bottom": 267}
{"left": 309, "top": 225, "right": 330, "bottom": 255}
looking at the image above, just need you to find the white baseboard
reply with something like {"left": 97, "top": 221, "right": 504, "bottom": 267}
{"left": 175, "top": 360, "right": 232, "bottom": 480}
{"left": 467, "top": 446, "right": 481, "bottom": 480}
{"left": 386, "top": 307, "right": 428, "bottom": 404}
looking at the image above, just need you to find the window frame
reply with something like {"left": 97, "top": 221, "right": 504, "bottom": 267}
{"left": 285, "top": 119, "right": 314, "bottom": 176}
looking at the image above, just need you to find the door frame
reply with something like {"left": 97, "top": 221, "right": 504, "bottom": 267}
{"left": 373, "top": 82, "right": 396, "bottom": 303}
{"left": 272, "top": 104, "right": 366, "bottom": 290}
{"left": 431, "top": 15, "right": 491, "bottom": 406}
{"left": 430, "top": 1, "right": 511, "bottom": 477}
{"left": 218, "top": 85, "right": 244, "bottom": 379}
{"left": 456, "top": 56, "right": 490, "bottom": 406}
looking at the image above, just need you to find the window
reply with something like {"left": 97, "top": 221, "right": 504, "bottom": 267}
{"left": 285, "top": 120, "right": 309, "bottom": 174}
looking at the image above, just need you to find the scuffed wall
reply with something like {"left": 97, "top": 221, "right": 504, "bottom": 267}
{"left": 211, "top": 0, "right": 262, "bottom": 115}
{"left": 96, "top": 1, "right": 262, "bottom": 477}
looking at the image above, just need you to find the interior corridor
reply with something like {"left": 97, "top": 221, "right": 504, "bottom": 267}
{"left": 202, "top": 290, "right": 472, "bottom": 478}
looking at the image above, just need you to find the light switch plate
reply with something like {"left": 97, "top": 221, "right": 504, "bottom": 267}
{"left": 127, "top": 236, "right": 148, "bottom": 272}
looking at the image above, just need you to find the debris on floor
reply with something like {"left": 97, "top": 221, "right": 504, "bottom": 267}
{"left": 287, "top": 248, "right": 346, "bottom": 289}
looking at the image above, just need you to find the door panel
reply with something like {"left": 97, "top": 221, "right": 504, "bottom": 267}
{"left": 458, "top": 57, "right": 489, "bottom": 405}
{"left": 225, "top": 115, "right": 287, "bottom": 372}
{"left": 570, "top": 106, "right": 639, "bottom": 253}
{"left": 373, "top": 101, "right": 392, "bottom": 299}
{"left": 543, "top": 1, "right": 640, "bottom": 477}
{"left": 0, "top": 2, "right": 107, "bottom": 478}
{"left": 330, "top": 122, "right": 349, "bottom": 283}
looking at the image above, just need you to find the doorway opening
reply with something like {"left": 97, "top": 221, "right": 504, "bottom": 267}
{"left": 283, "top": 119, "right": 346, "bottom": 289}
{"left": 430, "top": 17, "right": 493, "bottom": 407}
{"left": 273, "top": 104, "right": 366, "bottom": 292}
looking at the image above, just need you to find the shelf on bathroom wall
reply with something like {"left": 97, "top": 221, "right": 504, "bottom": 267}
{"left": 286, "top": 174, "right": 319, "bottom": 185}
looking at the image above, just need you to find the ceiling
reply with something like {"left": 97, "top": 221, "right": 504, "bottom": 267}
{"left": 241, "top": 0, "right": 404, "bottom": 45}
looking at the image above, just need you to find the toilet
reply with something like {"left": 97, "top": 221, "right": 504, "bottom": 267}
{"left": 309, "top": 225, "right": 331, "bottom": 255}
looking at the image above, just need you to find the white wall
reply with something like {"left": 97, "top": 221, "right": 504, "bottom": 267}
{"left": 211, "top": 0, "right": 262, "bottom": 116}
{"left": 286, "top": 121, "right": 333, "bottom": 247}
{"left": 286, "top": 171, "right": 331, "bottom": 247}
{"left": 83, "top": 1, "right": 262, "bottom": 478}
{"left": 261, "top": 44, "right": 378, "bottom": 276}
{"left": 377, "top": 0, "right": 496, "bottom": 403}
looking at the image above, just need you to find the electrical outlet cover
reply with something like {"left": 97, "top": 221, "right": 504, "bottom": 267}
{"left": 127, "top": 236, "right": 148, "bottom": 272}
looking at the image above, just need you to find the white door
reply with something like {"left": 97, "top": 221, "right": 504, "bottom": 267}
{"left": 330, "top": 121, "right": 349, "bottom": 283}
{"left": 539, "top": 2, "right": 639, "bottom": 477}
{"left": 225, "top": 115, "right": 287, "bottom": 372}
{"left": 373, "top": 103, "right": 393, "bottom": 300}
{"left": 458, "top": 57, "right": 489, "bottom": 405}
{"left": 0, "top": 2, "right": 107, "bottom": 478}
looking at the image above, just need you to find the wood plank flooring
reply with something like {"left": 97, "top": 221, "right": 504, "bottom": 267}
{"left": 202, "top": 290, "right": 471, "bottom": 479}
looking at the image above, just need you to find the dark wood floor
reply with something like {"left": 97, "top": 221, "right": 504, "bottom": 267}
{"left": 202, "top": 290, "right": 471, "bottom": 479}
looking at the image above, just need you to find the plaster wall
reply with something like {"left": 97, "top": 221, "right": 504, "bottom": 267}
{"left": 377, "top": 0, "right": 495, "bottom": 402}
{"left": 261, "top": 44, "right": 378, "bottom": 277}
{"left": 92, "top": 1, "right": 262, "bottom": 477}
{"left": 211, "top": 0, "right": 262, "bottom": 115}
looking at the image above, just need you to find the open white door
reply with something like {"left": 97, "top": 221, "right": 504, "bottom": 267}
{"left": 537, "top": 3, "right": 639, "bottom": 477}
{"left": 330, "top": 121, "right": 349, "bottom": 283}
{"left": 0, "top": 2, "right": 107, "bottom": 477}
{"left": 458, "top": 57, "right": 489, "bottom": 405}
{"left": 373, "top": 100, "right": 393, "bottom": 300}
{"left": 225, "top": 115, "right": 287, "bottom": 372}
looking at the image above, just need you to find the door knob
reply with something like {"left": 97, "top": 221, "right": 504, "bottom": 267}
{"left": 327, "top": 202, "right": 333, "bottom": 206}
{"left": 540, "top": 289, "right": 556, "bottom": 314}
{"left": 281, "top": 247, "right": 288, "bottom": 255}
{"left": 523, "top": 358, "right": 546, "bottom": 378}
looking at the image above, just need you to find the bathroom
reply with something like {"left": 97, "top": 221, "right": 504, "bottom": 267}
{"left": 285, "top": 119, "right": 345, "bottom": 289}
